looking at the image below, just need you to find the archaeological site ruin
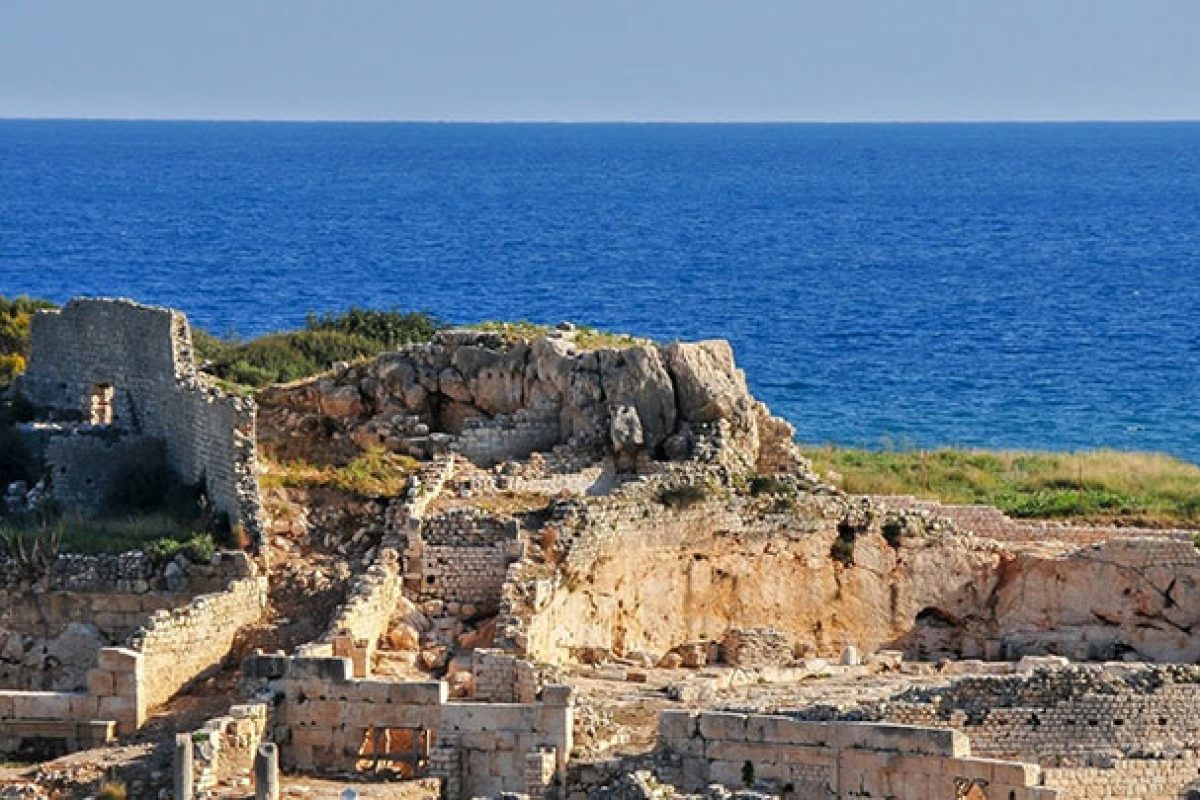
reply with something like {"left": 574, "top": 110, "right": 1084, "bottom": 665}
{"left": 3, "top": 297, "right": 1200, "bottom": 799}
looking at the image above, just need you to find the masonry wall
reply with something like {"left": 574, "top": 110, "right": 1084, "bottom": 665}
{"left": 452, "top": 404, "right": 561, "bottom": 467}
{"left": 132, "top": 576, "right": 269, "bottom": 711}
{"left": 249, "top": 655, "right": 573, "bottom": 800}
{"left": 17, "top": 298, "right": 264, "bottom": 541}
{"left": 43, "top": 434, "right": 165, "bottom": 515}
{"left": 0, "top": 590, "right": 183, "bottom": 691}
{"left": 1043, "top": 756, "right": 1200, "bottom": 800}
{"left": 657, "top": 711, "right": 1058, "bottom": 800}
{"left": 417, "top": 509, "right": 520, "bottom": 613}
{"left": 880, "top": 676, "right": 1200, "bottom": 762}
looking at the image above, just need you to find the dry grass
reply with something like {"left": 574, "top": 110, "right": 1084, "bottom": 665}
{"left": 470, "top": 320, "right": 648, "bottom": 350}
{"left": 261, "top": 448, "right": 420, "bottom": 498}
{"left": 801, "top": 446, "right": 1200, "bottom": 527}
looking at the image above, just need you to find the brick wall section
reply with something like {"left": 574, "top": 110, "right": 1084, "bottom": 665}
{"left": 18, "top": 298, "right": 265, "bottom": 543}
{"left": 321, "top": 549, "right": 404, "bottom": 677}
{"left": 657, "top": 711, "right": 1059, "bottom": 799}
{"left": 131, "top": 576, "right": 269, "bottom": 711}
{"left": 416, "top": 508, "right": 521, "bottom": 613}
{"left": 1043, "top": 756, "right": 1200, "bottom": 800}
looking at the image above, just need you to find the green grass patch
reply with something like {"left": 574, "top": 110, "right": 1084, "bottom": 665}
{"left": 801, "top": 446, "right": 1200, "bottom": 527}
{"left": 0, "top": 513, "right": 216, "bottom": 559}
{"left": 261, "top": 447, "right": 420, "bottom": 497}
{"left": 196, "top": 308, "right": 442, "bottom": 388}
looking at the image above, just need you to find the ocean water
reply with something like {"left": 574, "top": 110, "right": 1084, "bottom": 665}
{"left": 1, "top": 121, "right": 1198, "bottom": 460}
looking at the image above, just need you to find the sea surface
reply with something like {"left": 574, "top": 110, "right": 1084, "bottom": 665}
{"left": 1, "top": 121, "right": 1198, "bottom": 460}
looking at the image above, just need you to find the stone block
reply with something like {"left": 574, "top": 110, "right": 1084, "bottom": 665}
{"left": 69, "top": 694, "right": 99, "bottom": 720}
{"left": 697, "top": 711, "right": 747, "bottom": 742}
{"left": 387, "top": 680, "right": 447, "bottom": 706}
{"left": 658, "top": 710, "right": 698, "bottom": 745}
{"left": 97, "top": 646, "right": 142, "bottom": 673}
{"left": 12, "top": 692, "right": 72, "bottom": 719}
{"left": 86, "top": 669, "right": 115, "bottom": 697}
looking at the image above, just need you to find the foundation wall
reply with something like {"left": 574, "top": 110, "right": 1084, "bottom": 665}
{"left": 247, "top": 655, "right": 572, "bottom": 800}
{"left": 657, "top": 711, "right": 1058, "bottom": 799}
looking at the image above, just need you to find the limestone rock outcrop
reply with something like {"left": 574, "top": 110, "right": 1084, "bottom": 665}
{"left": 258, "top": 328, "right": 813, "bottom": 477}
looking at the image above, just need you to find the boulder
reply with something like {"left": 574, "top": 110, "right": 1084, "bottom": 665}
{"left": 663, "top": 340, "right": 753, "bottom": 427}
{"left": 599, "top": 345, "right": 676, "bottom": 452}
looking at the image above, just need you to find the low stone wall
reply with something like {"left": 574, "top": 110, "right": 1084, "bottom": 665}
{"left": 131, "top": 576, "right": 269, "bottom": 711}
{"left": 657, "top": 711, "right": 1058, "bottom": 799}
{"left": 452, "top": 403, "right": 562, "bottom": 467}
{"left": 471, "top": 648, "right": 538, "bottom": 703}
{"left": 0, "top": 689, "right": 116, "bottom": 757}
{"left": 722, "top": 628, "right": 791, "bottom": 667}
{"left": 187, "top": 702, "right": 269, "bottom": 794}
{"left": 244, "top": 654, "right": 573, "bottom": 800}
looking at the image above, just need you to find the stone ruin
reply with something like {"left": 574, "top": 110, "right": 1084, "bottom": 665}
{"left": 3, "top": 298, "right": 1200, "bottom": 800}
{"left": 12, "top": 297, "right": 265, "bottom": 542}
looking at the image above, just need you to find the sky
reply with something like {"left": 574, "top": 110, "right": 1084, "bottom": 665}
{"left": 1, "top": 1, "right": 1197, "bottom": 123}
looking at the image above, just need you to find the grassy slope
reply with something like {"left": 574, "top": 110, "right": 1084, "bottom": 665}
{"left": 800, "top": 446, "right": 1200, "bottom": 528}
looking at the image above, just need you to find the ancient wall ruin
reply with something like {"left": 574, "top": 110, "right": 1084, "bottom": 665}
{"left": 131, "top": 575, "right": 269, "bottom": 711}
{"left": 657, "top": 711, "right": 1057, "bottom": 799}
{"left": 16, "top": 298, "right": 264, "bottom": 540}
{"left": 244, "top": 654, "right": 573, "bottom": 799}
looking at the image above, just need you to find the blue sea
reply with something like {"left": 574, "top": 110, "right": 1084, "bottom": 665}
{"left": 1, "top": 121, "right": 1198, "bottom": 460}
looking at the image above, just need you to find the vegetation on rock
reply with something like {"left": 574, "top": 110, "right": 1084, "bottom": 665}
{"left": 0, "top": 295, "right": 57, "bottom": 389}
{"left": 803, "top": 446, "right": 1200, "bottom": 527}
{"left": 196, "top": 308, "right": 442, "bottom": 388}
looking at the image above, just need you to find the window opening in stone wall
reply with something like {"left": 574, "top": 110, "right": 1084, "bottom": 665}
{"left": 356, "top": 726, "right": 432, "bottom": 777}
{"left": 86, "top": 383, "right": 115, "bottom": 426}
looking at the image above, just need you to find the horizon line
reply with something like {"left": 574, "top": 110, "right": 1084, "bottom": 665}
{"left": 3, "top": 115, "right": 1200, "bottom": 126}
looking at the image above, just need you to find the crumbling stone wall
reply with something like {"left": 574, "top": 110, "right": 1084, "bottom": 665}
{"left": 417, "top": 508, "right": 520, "bottom": 612}
{"left": 17, "top": 298, "right": 264, "bottom": 540}
{"left": 187, "top": 702, "right": 269, "bottom": 794}
{"left": 657, "top": 711, "right": 1058, "bottom": 799}
{"left": 0, "top": 551, "right": 254, "bottom": 692}
{"left": 0, "top": 591, "right": 181, "bottom": 692}
{"left": 721, "top": 628, "right": 792, "bottom": 668}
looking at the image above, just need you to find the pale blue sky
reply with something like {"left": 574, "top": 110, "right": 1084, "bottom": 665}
{"left": 1, "top": 1, "right": 1197, "bottom": 122}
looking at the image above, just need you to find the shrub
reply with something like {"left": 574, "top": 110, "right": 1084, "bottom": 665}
{"left": 305, "top": 307, "right": 441, "bottom": 347}
{"left": 660, "top": 484, "right": 708, "bottom": 511}
{"left": 97, "top": 780, "right": 128, "bottom": 800}
{"left": 0, "top": 295, "right": 56, "bottom": 390}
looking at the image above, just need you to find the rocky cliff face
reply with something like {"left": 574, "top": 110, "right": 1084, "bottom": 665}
{"left": 257, "top": 327, "right": 810, "bottom": 476}
{"left": 503, "top": 491, "right": 1200, "bottom": 666}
